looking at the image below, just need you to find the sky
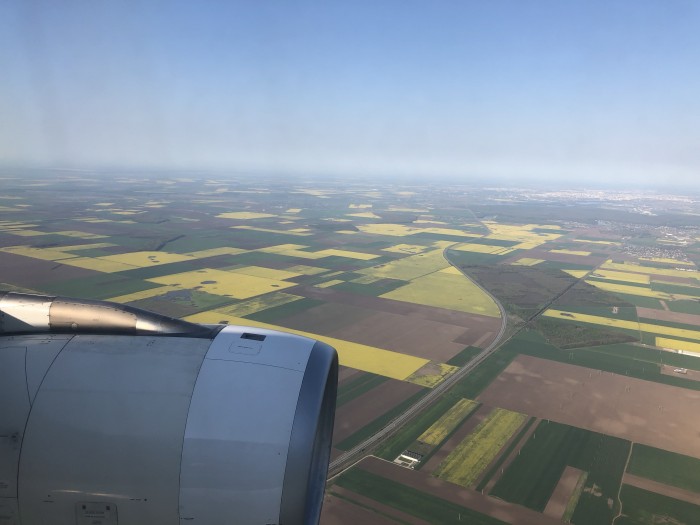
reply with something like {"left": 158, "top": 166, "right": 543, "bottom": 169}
{"left": 1, "top": 1, "right": 699, "bottom": 189}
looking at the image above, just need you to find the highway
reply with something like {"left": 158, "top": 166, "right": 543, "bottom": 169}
{"left": 328, "top": 244, "right": 509, "bottom": 478}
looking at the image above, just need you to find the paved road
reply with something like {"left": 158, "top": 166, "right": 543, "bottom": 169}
{"left": 328, "top": 244, "right": 509, "bottom": 478}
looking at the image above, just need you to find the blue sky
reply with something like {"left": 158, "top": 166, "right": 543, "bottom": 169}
{"left": 1, "top": 1, "right": 699, "bottom": 188}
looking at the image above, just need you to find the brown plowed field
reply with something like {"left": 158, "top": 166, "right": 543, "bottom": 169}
{"left": 358, "top": 456, "right": 563, "bottom": 525}
{"left": 0, "top": 252, "right": 98, "bottom": 287}
{"left": 543, "top": 466, "right": 583, "bottom": 519}
{"left": 333, "top": 379, "right": 424, "bottom": 443}
{"left": 278, "top": 302, "right": 376, "bottom": 336}
{"left": 636, "top": 306, "right": 700, "bottom": 326}
{"left": 329, "top": 311, "right": 469, "bottom": 362}
{"left": 623, "top": 474, "right": 700, "bottom": 506}
{"left": 454, "top": 329, "right": 496, "bottom": 348}
{"left": 295, "top": 285, "right": 502, "bottom": 329}
{"left": 337, "top": 366, "right": 363, "bottom": 387}
{"left": 478, "top": 355, "right": 700, "bottom": 458}
{"left": 321, "top": 492, "right": 402, "bottom": 525}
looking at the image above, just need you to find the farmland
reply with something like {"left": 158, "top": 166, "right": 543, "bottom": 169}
{"left": 434, "top": 408, "right": 527, "bottom": 487}
{"left": 2, "top": 172, "right": 700, "bottom": 524}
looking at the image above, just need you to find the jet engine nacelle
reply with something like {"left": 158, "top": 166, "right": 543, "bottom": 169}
{"left": 0, "top": 292, "right": 337, "bottom": 525}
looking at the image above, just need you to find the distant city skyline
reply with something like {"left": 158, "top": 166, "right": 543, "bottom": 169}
{"left": 1, "top": 1, "right": 699, "bottom": 190}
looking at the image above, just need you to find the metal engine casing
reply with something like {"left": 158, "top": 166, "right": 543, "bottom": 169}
{"left": 0, "top": 293, "right": 338, "bottom": 525}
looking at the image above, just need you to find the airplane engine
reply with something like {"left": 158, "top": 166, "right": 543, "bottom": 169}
{"left": 0, "top": 292, "right": 338, "bottom": 525}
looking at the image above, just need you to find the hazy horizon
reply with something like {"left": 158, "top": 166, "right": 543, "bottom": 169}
{"left": 2, "top": 1, "right": 699, "bottom": 190}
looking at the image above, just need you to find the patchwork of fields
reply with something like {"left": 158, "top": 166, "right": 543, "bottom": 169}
{"left": 3, "top": 174, "right": 700, "bottom": 525}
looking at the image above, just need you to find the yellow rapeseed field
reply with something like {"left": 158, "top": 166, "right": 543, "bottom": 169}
{"left": 407, "top": 362, "right": 460, "bottom": 388}
{"left": 452, "top": 243, "right": 509, "bottom": 254}
{"left": 149, "top": 268, "right": 296, "bottom": 299}
{"left": 656, "top": 337, "right": 700, "bottom": 355}
{"left": 216, "top": 212, "right": 277, "bottom": 219}
{"left": 434, "top": 408, "right": 527, "bottom": 487}
{"left": 544, "top": 309, "right": 700, "bottom": 341}
{"left": 98, "top": 251, "right": 194, "bottom": 267}
{"left": 316, "top": 249, "right": 378, "bottom": 260}
{"left": 590, "top": 269, "right": 650, "bottom": 284}
{"left": 346, "top": 212, "right": 382, "bottom": 219}
{"left": 315, "top": 279, "right": 345, "bottom": 288}
{"left": 572, "top": 239, "right": 618, "bottom": 245}
{"left": 584, "top": 279, "right": 675, "bottom": 300}
{"left": 184, "top": 247, "right": 247, "bottom": 259}
{"left": 109, "top": 285, "right": 181, "bottom": 303}
{"left": 381, "top": 270, "right": 501, "bottom": 317}
{"left": 357, "top": 223, "right": 477, "bottom": 238}
{"left": 60, "top": 257, "right": 138, "bottom": 273}
{"left": 5, "top": 230, "right": 45, "bottom": 237}
{"left": 640, "top": 257, "right": 695, "bottom": 266}
{"left": 360, "top": 248, "right": 448, "bottom": 281}
{"left": 601, "top": 260, "right": 700, "bottom": 281}
{"left": 228, "top": 265, "right": 301, "bottom": 281}
{"left": 563, "top": 270, "right": 590, "bottom": 278}
{"left": 55, "top": 230, "right": 108, "bottom": 239}
{"left": 382, "top": 244, "right": 429, "bottom": 255}
{"left": 233, "top": 225, "right": 311, "bottom": 236}
{"left": 285, "top": 264, "right": 329, "bottom": 275}
{"left": 418, "top": 399, "right": 479, "bottom": 446}
{"left": 215, "top": 293, "right": 303, "bottom": 318}
{"left": 184, "top": 311, "right": 429, "bottom": 380}
{"left": 550, "top": 249, "right": 592, "bottom": 256}
{"left": 0, "top": 246, "right": 77, "bottom": 261}
{"left": 512, "top": 258, "right": 545, "bottom": 266}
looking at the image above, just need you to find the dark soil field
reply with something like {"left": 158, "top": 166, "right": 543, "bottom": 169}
{"left": 479, "top": 355, "right": 700, "bottom": 458}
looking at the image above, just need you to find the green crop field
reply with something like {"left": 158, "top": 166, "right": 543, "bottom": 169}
{"left": 627, "top": 444, "right": 700, "bottom": 493}
{"left": 446, "top": 346, "right": 483, "bottom": 366}
{"left": 334, "top": 468, "right": 507, "bottom": 525}
{"left": 336, "top": 373, "right": 388, "bottom": 407}
{"left": 491, "top": 420, "right": 629, "bottom": 524}
{"left": 514, "top": 331, "right": 700, "bottom": 391}
{"left": 617, "top": 485, "right": 700, "bottom": 525}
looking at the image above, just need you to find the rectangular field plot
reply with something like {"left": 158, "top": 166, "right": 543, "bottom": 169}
{"left": 618, "top": 485, "right": 700, "bottom": 525}
{"left": 359, "top": 248, "right": 448, "bottom": 281}
{"left": 184, "top": 311, "right": 429, "bottom": 380}
{"left": 417, "top": 398, "right": 479, "bottom": 446}
{"left": 433, "top": 408, "right": 527, "bottom": 487}
{"left": 491, "top": 419, "right": 629, "bottom": 524}
{"left": 333, "top": 468, "right": 507, "bottom": 525}
{"left": 479, "top": 354, "right": 700, "bottom": 458}
{"left": 627, "top": 444, "right": 700, "bottom": 493}
{"left": 601, "top": 260, "right": 700, "bottom": 282}
{"left": 148, "top": 268, "right": 296, "bottom": 299}
{"left": 380, "top": 271, "right": 501, "bottom": 317}
{"left": 543, "top": 309, "right": 700, "bottom": 341}
{"left": 591, "top": 269, "right": 651, "bottom": 284}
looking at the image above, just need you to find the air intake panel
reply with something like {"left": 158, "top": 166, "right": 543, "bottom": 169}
{"left": 0, "top": 293, "right": 338, "bottom": 525}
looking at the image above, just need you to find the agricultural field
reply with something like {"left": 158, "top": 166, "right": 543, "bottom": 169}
{"left": 3, "top": 172, "right": 700, "bottom": 524}
{"left": 433, "top": 407, "right": 527, "bottom": 487}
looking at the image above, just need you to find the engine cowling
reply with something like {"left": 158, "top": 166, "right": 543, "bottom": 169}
{"left": 0, "top": 293, "right": 338, "bottom": 525}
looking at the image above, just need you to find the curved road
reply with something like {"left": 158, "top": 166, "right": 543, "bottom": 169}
{"left": 328, "top": 243, "right": 509, "bottom": 478}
